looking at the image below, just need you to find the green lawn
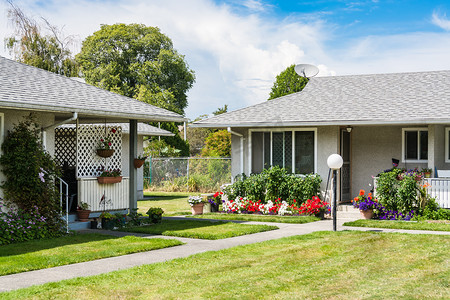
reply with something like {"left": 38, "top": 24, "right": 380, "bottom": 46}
{"left": 3, "top": 231, "right": 448, "bottom": 299}
{"left": 138, "top": 191, "right": 198, "bottom": 216}
{"left": 193, "top": 213, "right": 320, "bottom": 224}
{"left": 120, "top": 219, "right": 278, "bottom": 240}
{"left": 344, "top": 219, "right": 450, "bottom": 231}
{"left": 0, "top": 233, "right": 182, "bottom": 276}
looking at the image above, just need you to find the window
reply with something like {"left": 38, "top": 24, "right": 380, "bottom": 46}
{"left": 402, "top": 128, "right": 428, "bottom": 162}
{"left": 445, "top": 128, "right": 450, "bottom": 163}
{"left": 251, "top": 129, "right": 316, "bottom": 174}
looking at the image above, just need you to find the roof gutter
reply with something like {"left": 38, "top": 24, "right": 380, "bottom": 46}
{"left": 43, "top": 112, "right": 78, "bottom": 130}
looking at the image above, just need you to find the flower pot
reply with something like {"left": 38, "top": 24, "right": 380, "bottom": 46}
{"left": 211, "top": 203, "right": 219, "bottom": 212}
{"left": 360, "top": 209, "right": 374, "bottom": 219}
{"left": 424, "top": 172, "right": 431, "bottom": 178}
{"left": 315, "top": 210, "right": 325, "bottom": 219}
{"left": 76, "top": 209, "right": 91, "bottom": 222}
{"left": 134, "top": 159, "right": 145, "bottom": 168}
{"left": 97, "top": 176, "right": 122, "bottom": 184}
{"left": 191, "top": 203, "right": 204, "bottom": 215}
{"left": 97, "top": 149, "right": 114, "bottom": 158}
{"left": 101, "top": 218, "right": 115, "bottom": 230}
{"left": 203, "top": 202, "right": 211, "bottom": 213}
{"left": 90, "top": 220, "right": 98, "bottom": 229}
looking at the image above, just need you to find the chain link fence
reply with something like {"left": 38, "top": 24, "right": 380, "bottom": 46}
{"left": 144, "top": 157, "right": 232, "bottom": 192}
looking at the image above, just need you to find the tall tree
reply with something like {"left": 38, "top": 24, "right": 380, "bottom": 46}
{"left": 212, "top": 104, "right": 228, "bottom": 115}
{"left": 268, "top": 64, "right": 308, "bottom": 100}
{"left": 76, "top": 23, "right": 195, "bottom": 115}
{"left": 5, "top": 1, "right": 78, "bottom": 77}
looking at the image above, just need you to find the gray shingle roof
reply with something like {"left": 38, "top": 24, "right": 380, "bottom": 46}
{"left": 0, "top": 56, "right": 186, "bottom": 122}
{"left": 192, "top": 70, "right": 450, "bottom": 127}
{"left": 60, "top": 123, "right": 174, "bottom": 136}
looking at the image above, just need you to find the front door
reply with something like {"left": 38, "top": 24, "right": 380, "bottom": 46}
{"left": 340, "top": 129, "right": 351, "bottom": 202}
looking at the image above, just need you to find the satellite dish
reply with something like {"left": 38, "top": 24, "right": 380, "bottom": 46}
{"left": 294, "top": 64, "right": 319, "bottom": 78}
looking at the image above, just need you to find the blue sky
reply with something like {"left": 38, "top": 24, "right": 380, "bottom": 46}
{"left": 1, "top": 0, "right": 450, "bottom": 120}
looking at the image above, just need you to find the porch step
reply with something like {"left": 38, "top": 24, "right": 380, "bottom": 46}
{"left": 68, "top": 221, "right": 91, "bottom": 231}
{"left": 336, "top": 204, "right": 361, "bottom": 219}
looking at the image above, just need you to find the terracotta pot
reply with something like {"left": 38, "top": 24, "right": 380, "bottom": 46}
{"left": 134, "top": 159, "right": 145, "bottom": 168}
{"left": 191, "top": 203, "right": 204, "bottom": 215}
{"left": 97, "top": 176, "right": 122, "bottom": 184}
{"left": 424, "top": 172, "right": 431, "bottom": 178}
{"left": 97, "top": 149, "right": 115, "bottom": 158}
{"left": 360, "top": 209, "right": 374, "bottom": 219}
{"left": 76, "top": 209, "right": 91, "bottom": 222}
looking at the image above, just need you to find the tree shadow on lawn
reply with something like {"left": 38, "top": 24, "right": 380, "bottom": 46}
{"left": 0, "top": 233, "right": 121, "bottom": 257}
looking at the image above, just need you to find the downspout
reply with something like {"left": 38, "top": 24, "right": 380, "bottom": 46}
{"left": 227, "top": 127, "right": 244, "bottom": 176}
{"left": 42, "top": 112, "right": 78, "bottom": 150}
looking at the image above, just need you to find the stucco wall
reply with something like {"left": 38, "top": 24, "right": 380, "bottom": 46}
{"left": 430, "top": 124, "right": 450, "bottom": 171}
{"left": 316, "top": 126, "right": 339, "bottom": 198}
{"left": 230, "top": 128, "right": 248, "bottom": 178}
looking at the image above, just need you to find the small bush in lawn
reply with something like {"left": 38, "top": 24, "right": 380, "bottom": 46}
{"left": 147, "top": 207, "right": 164, "bottom": 223}
{"left": 0, "top": 204, "right": 64, "bottom": 245}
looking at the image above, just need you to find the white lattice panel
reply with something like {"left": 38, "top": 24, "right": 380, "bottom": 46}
{"left": 55, "top": 127, "right": 77, "bottom": 167}
{"left": 77, "top": 125, "right": 122, "bottom": 178}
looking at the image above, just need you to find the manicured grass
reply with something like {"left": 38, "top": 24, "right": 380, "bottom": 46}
{"left": 193, "top": 213, "right": 321, "bottom": 224}
{"left": 3, "top": 231, "right": 449, "bottom": 299}
{"left": 120, "top": 219, "right": 278, "bottom": 240}
{"left": 344, "top": 219, "right": 450, "bottom": 231}
{"left": 0, "top": 233, "right": 182, "bottom": 276}
{"left": 138, "top": 191, "right": 198, "bottom": 216}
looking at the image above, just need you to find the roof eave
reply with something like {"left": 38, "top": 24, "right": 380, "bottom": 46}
{"left": 0, "top": 102, "right": 187, "bottom": 123}
{"left": 190, "top": 118, "right": 450, "bottom": 128}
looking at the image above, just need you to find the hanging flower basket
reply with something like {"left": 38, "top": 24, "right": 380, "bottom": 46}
{"left": 97, "top": 176, "right": 122, "bottom": 184}
{"left": 134, "top": 159, "right": 145, "bottom": 169}
{"left": 97, "top": 149, "right": 114, "bottom": 158}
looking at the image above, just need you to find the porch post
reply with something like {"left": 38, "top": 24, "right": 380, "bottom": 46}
{"left": 129, "top": 119, "right": 138, "bottom": 212}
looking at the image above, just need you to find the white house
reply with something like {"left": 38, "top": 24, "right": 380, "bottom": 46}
{"left": 192, "top": 70, "right": 450, "bottom": 208}
{"left": 0, "top": 56, "right": 185, "bottom": 215}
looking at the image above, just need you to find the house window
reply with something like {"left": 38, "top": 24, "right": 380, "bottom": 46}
{"left": 445, "top": 128, "right": 450, "bottom": 163}
{"left": 402, "top": 128, "right": 428, "bottom": 162}
{"left": 252, "top": 129, "right": 316, "bottom": 174}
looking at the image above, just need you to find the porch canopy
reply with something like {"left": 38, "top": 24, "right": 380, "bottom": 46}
{"left": 0, "top": 56, "right": 186, "bottom": 211}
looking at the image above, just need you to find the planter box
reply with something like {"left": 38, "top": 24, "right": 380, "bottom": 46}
{"left": 191, "top": 203, "right": 204, "bottom": 215}
{"left": 97, "top": 176, "right": 122, "bottom": 184}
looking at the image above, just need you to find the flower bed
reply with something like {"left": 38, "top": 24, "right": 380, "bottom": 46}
{"left": 222, "top": 196, "right": 328, "bottom": 217}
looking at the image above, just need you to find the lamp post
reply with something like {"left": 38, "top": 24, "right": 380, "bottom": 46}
{"left": 327, "top": 154, "right": 343, "bottom": 231}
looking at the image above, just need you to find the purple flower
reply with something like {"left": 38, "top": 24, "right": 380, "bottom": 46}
{"left": 38, "top": 172, "right": 45, "bottom": 182}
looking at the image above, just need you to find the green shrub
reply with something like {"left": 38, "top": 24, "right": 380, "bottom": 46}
{"left": 224, "top": 167, "right": 321, "bottom": 204}
{"left": 0, "top": 115, "right": 64, "bottom": 235}
{"left": 414, "top": 198, "right": 450, "bottom": 221}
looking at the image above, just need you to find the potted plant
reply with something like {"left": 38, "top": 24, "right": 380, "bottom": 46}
{"left": 100, "top": 212, "right": 116, "bottom": 230}
{"left": 96, "top": 128, "right": 117, "bottom": 157}
{"left": 134, "top": 154, "right": 148, "bottom": 169}
{"left": 76, "top": 201, "right": 91, "bottom": 222}
{"left": 97, "top": 166, "right": 122, "bottom": 184}
{"left": 352, "top": 189, "right": 378, "bottom": 219}
{"left": 147, "top": 207, "right": 164, "bottom": 223}
{"left": 422, "top": 167, "right": 432, "bottom": 178}
{"left": 208, "top": 192, "right": 223, "bottom": 212}
{"left": 188, "top": 195, "right": 204, "bottom": 215}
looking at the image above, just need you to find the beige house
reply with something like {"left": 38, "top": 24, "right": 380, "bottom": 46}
{"left": 192, "top": 70, "right": 450, "bottom": 208}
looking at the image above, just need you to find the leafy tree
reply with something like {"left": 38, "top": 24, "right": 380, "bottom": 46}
{"left": 268, "top": 64, "right": 308, "bottom": 100}
{"left": 144, "top": 139, "right": 181, "bottom": 157}
{"left": 5, "top": 1, "right": 78, "bottom": 77}
{"left": 201, "top": 130, "right": 231, "bottom": 157}
{"left": 213, "top": 104, "right": 228, "bottom": 115}
{"left": 76, "top": 23, "right": 195, "bottom": 115}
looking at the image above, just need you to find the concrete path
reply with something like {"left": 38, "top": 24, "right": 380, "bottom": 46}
{"left": 1, "top": 217, "right": 449, "bottom": 292}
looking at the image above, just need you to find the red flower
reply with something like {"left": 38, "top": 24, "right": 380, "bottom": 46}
{"left": 111, "top": 128, "right": 117, "bottom": 133}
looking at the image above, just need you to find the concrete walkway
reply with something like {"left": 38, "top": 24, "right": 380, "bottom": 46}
{"left": 1, "top": 217, "right": 449, "bottom": 292}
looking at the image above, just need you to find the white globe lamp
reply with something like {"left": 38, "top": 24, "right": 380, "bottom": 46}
{"left": 327, "top": 154, "right": 343, "bottom": 170}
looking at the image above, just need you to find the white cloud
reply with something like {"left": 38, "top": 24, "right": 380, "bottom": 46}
{"left": 432, "top": 11, "right": 450, "bottom": 31}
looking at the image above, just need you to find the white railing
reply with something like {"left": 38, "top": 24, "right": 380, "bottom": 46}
{"left": 424, "top": 178, "right": 450, "bottom": 208}
{"left": 58, "top": 177, "right": 69, "bottom": 233}
{"left": 374, "top": 177, "right": 450, "bottom": 209}
{"left": 78, "top": 177, "right": 129, "bottom": 212}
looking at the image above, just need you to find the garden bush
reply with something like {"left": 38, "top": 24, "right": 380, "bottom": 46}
{"left": 0, "top": 115, "right": 64, "bottom": 236}
{"left": 224, "top": 166, "right": 321, "bottom": 205}
{"left": 0, "top": 204, "right": 63, "bottom": 245}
